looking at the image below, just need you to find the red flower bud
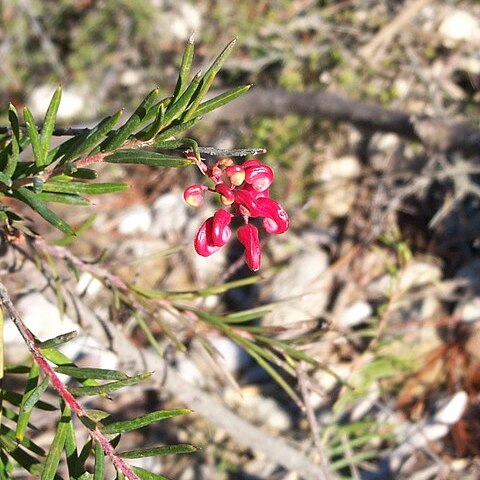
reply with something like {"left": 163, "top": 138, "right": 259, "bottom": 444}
{"left": 237, "top": 223, "right": 261, "bottom": 271}
{"left": 257, "top": 197, "right": 289, "bottom": 234}
{"left": 215, "top": 184, "right": 235, "bottom": 205}
{"left": 194, "top": 217, "right": 221, "bottom": 256}
{"left": 244, "top": 164, "right": 274, "bottom": 192}
{"left": 225, "top": 165, "right": 246, "bottom": 186}
{"left": 184, "top": 184, "right": 207, "bottom": 207}
{"left": 242, "top": 159, "right": 262, "bottom": 169}
{"left": 211, "top": 209, "right": 232, "bottom": 247}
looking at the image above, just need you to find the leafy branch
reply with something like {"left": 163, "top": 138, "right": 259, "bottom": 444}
{"left": 0, "top": 37, "right": 256, "bottom": 479}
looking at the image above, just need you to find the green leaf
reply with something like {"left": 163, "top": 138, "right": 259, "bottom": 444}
{"left": 3, "top": 391, "right": 56, "bottom": 411}
{"left": 55, "top": 366, "right": 128, "bottom": 381}
{"left": 66, "top": 167, "right": 98, "bottom": 180}
{"left": 223, "top": 306, "right": 272, "bottom": 323}
{"left": 36, "top": 192, "right": 91, "bottom": 206}
{"left": 329, "top": 450, "right": 378, "bottom": 471}
{"left": 101, "top": 409, "right": 191, "bottom": 435}
{"left": 154, "top": 117, "right": 201, "bottom": 142}
{"left": 16, "top": 362, "right": 39, "bottom": 443}
{"left": 40, "top": 86, "right": 62, "bottom": 164}
{"left": 93, "top": 441, "right": 105, "bottom": 480}
{"left": 5, "top": 104, "right": 20, "bottom": 177}
{"left": 69, "top": 372, "right": 153, "bottom": 396}
{"left": 1, "top": 423, "right": 45, "bottom": 457}
{"left": 40, "top": 407, "right": 70, "bottom": 480}
{"left": 183, "top": 39, "right": 236, "bottom": 121}
{"left": 100, "top": 89, "right": 159, "bottom": 151}
{"left": 131, "top": 466, "right": 170, "bottom": 480}
{"left": 119, "top": 444, "right": 196, "bottom": 459}
{"left": 162, "top": 71, "right": 202, "bottom": 128}
{"left": 50, "top": 214, "right": 96, "bottom": 246}
{"left": 42, "top": 181, "right": 128, "bottom": 195}
{"left": 16, "top": 366, "right": 49, "bottom": 442}
{"left": 105, "top": 149, "right": 193, "bottom": 168}
{"left": 23, "top": 376, "right": 50, "bottom": 412}
{"left": 23, "top": 107, "right": 44, "bottom": 168}
{"left": 60, "top": 110, "right": 123, "bottom": 164}
{"left": 173, "top": 36, "right": 195, "bottom": 99}
{"left": 0, "top": 172, "right": 12, "bottom": 188}
{"left": 64, "top": 417, "right": 82, "bottom": 479}
{"left": 136, "top": 103, "right": 166, "bottom": 141}
{"left": 191, "top": 85, "right": 251, "bottom": 120}
{"left": 13, "top": 187, "right": 74, "bottom": 235}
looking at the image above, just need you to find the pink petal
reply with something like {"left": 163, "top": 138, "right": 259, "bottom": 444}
{"left": 235, "top": 189, "right": 260, "bottom": 217}
{"left": 244, "top": 165, "right": 274, "bottom": 192}
{"left": 211, "top": 209, "right": 232, "bottom": 247}
{"left": 194, "top": 217, "right": 221, "bottom": 256}
{"left": 237, "top": 224, "right": 261, "bottom": 271}
{"left": 257, "top": 197, "right": 289, "bottom": 234}
{"left": 242, "top": 183, "right": 270, "bottom": 200}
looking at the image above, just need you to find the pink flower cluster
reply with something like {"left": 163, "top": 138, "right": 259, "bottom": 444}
{"left": 184, "top": 158, "right": 289, "bottom": 271}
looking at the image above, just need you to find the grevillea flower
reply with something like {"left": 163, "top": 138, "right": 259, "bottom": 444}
{"left": 237, "top": 224, "right": 261, "bottom": 271}
{"left": 184, "top": 157, "right": 289, "bottom": 271}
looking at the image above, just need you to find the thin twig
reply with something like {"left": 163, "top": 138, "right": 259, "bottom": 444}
{"left": 0, "top": 280, "right": 141, "bottom": 480}
{"left": 297, "top": 362, "right": 333, "bottom": 479}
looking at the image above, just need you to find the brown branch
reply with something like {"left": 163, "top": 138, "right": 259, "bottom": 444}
{"left": 204, "top": 88, "right": 480, "bottom": 155}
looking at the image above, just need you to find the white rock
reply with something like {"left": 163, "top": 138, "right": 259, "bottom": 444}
{"left": 16, "top": 293, "right": 78, "bottom": 343}
{"left": 457, "top": 296, "right": 480, "bottom": 323}
{"left": 117, "top": 204, "right": 153, "bottom": 234}
{"left": 119, "top": 69, "right": 144, "bottom": 87}
{"left": 390, "top": 391, "right": 468, "bottom": 472}
{"left": 263, "top": 249, "right": 331, "bottom": 327}
{"left": 152, "top": 2, "right": 202, "bottom": 42}
{"left": 337, "top": 301, "right": 372, "bottom": 330}
{"left": 397, "top": 261, "right": 442, "bottom": 292}
{"left": 439, "top": 10, "right": 480, "bottom": 46}
{"left": 28, "top": 85, "right": 88, "bottom": 121}
{"left": 225, "top": 387, "right": 292, "bottom": 431}
{"left": 176, "top": 355, "right": 204, "bottom": 386}
{"left": 59, "top": 334, "right": 118, "bottom": 370}
{"left": 76, "top": 272, "right": 104, "bottom": 298}
{"left": 317, "top": 155, "right": 361, "bottom": 182}
{"left": 208, "top": 335, "right": 250, "bottom": 373}
{"left": 4, "top": 293, "right": 79, "bottom": 362}
{"left": 151, "top": 191, "right": 189, "bottom": 237}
